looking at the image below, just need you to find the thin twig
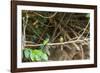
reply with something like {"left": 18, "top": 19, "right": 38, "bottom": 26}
{"left": 32, "top": 20, "right": 38, "bottom": 26}
{"left": 77, "top": 20, "right": 90, "bottom": 40}
{"left": 52, "top": 31, "right": 62, "bottom": 42}
{"left": 33, "top": 12, "right": 57, "bottom": 18}
{"left": 51, "top": 13, "right": 66, "bottom": 41}
{"left": 65, "top": 31, "right": 81, "bottom": 50}
{"left": 68, "top": 27, "right": 78, "bottom": 37}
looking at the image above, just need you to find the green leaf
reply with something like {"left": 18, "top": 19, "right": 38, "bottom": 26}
{"left": 41, "top": 53, "right": 48, "bottom": 61}
{"left": 30, "top": 50, "right": 42, "bottom": 61}
{"left": 30, "top": 53, "right": 35, "bottom": 61}
{"left": 34, "top": 55, "right": 41, "bottom": 61}
{"left": 23, "top": 48, "right": 48, "bottom": 62}
{"left": 23, "top": 48, "right": 32, "bottom": 59}
{"left": 32, "top": 49, "right": 43, "bottom": 55}
{"left": 30, "top": 49, "right": 48, "bottom": 62}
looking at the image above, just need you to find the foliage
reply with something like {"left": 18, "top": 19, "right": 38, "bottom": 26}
{"left": 23, "top": 48, "right": 48, "bottom": 62}
{"left": 30, "top": 49, "right": 48, "bottom": 61}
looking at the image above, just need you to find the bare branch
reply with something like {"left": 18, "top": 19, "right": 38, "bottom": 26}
{"left": 33, "top": 12, "right": 57, "bottom": 18}
{"left": 25, "top": 38, "right": 89, "bottom": 47}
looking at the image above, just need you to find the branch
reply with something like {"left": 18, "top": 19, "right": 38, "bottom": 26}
{"left": 33, "top": 12, "right": 57, "bottom": 18}
{"left": 77, "top": 20, "right": 90, "bottom": 40}
{"left": 25, "top": 38, "right": 89, "bottom": 47}
{"left": 51, "top": 13, "right": 66, "bottom": 41}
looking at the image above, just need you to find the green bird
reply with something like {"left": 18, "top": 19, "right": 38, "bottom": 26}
{"left": 40, "top": 38, "right": 49, "bottom": 50}
{"left": 43, "top": 38, "right": 49, "bottom": 45}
